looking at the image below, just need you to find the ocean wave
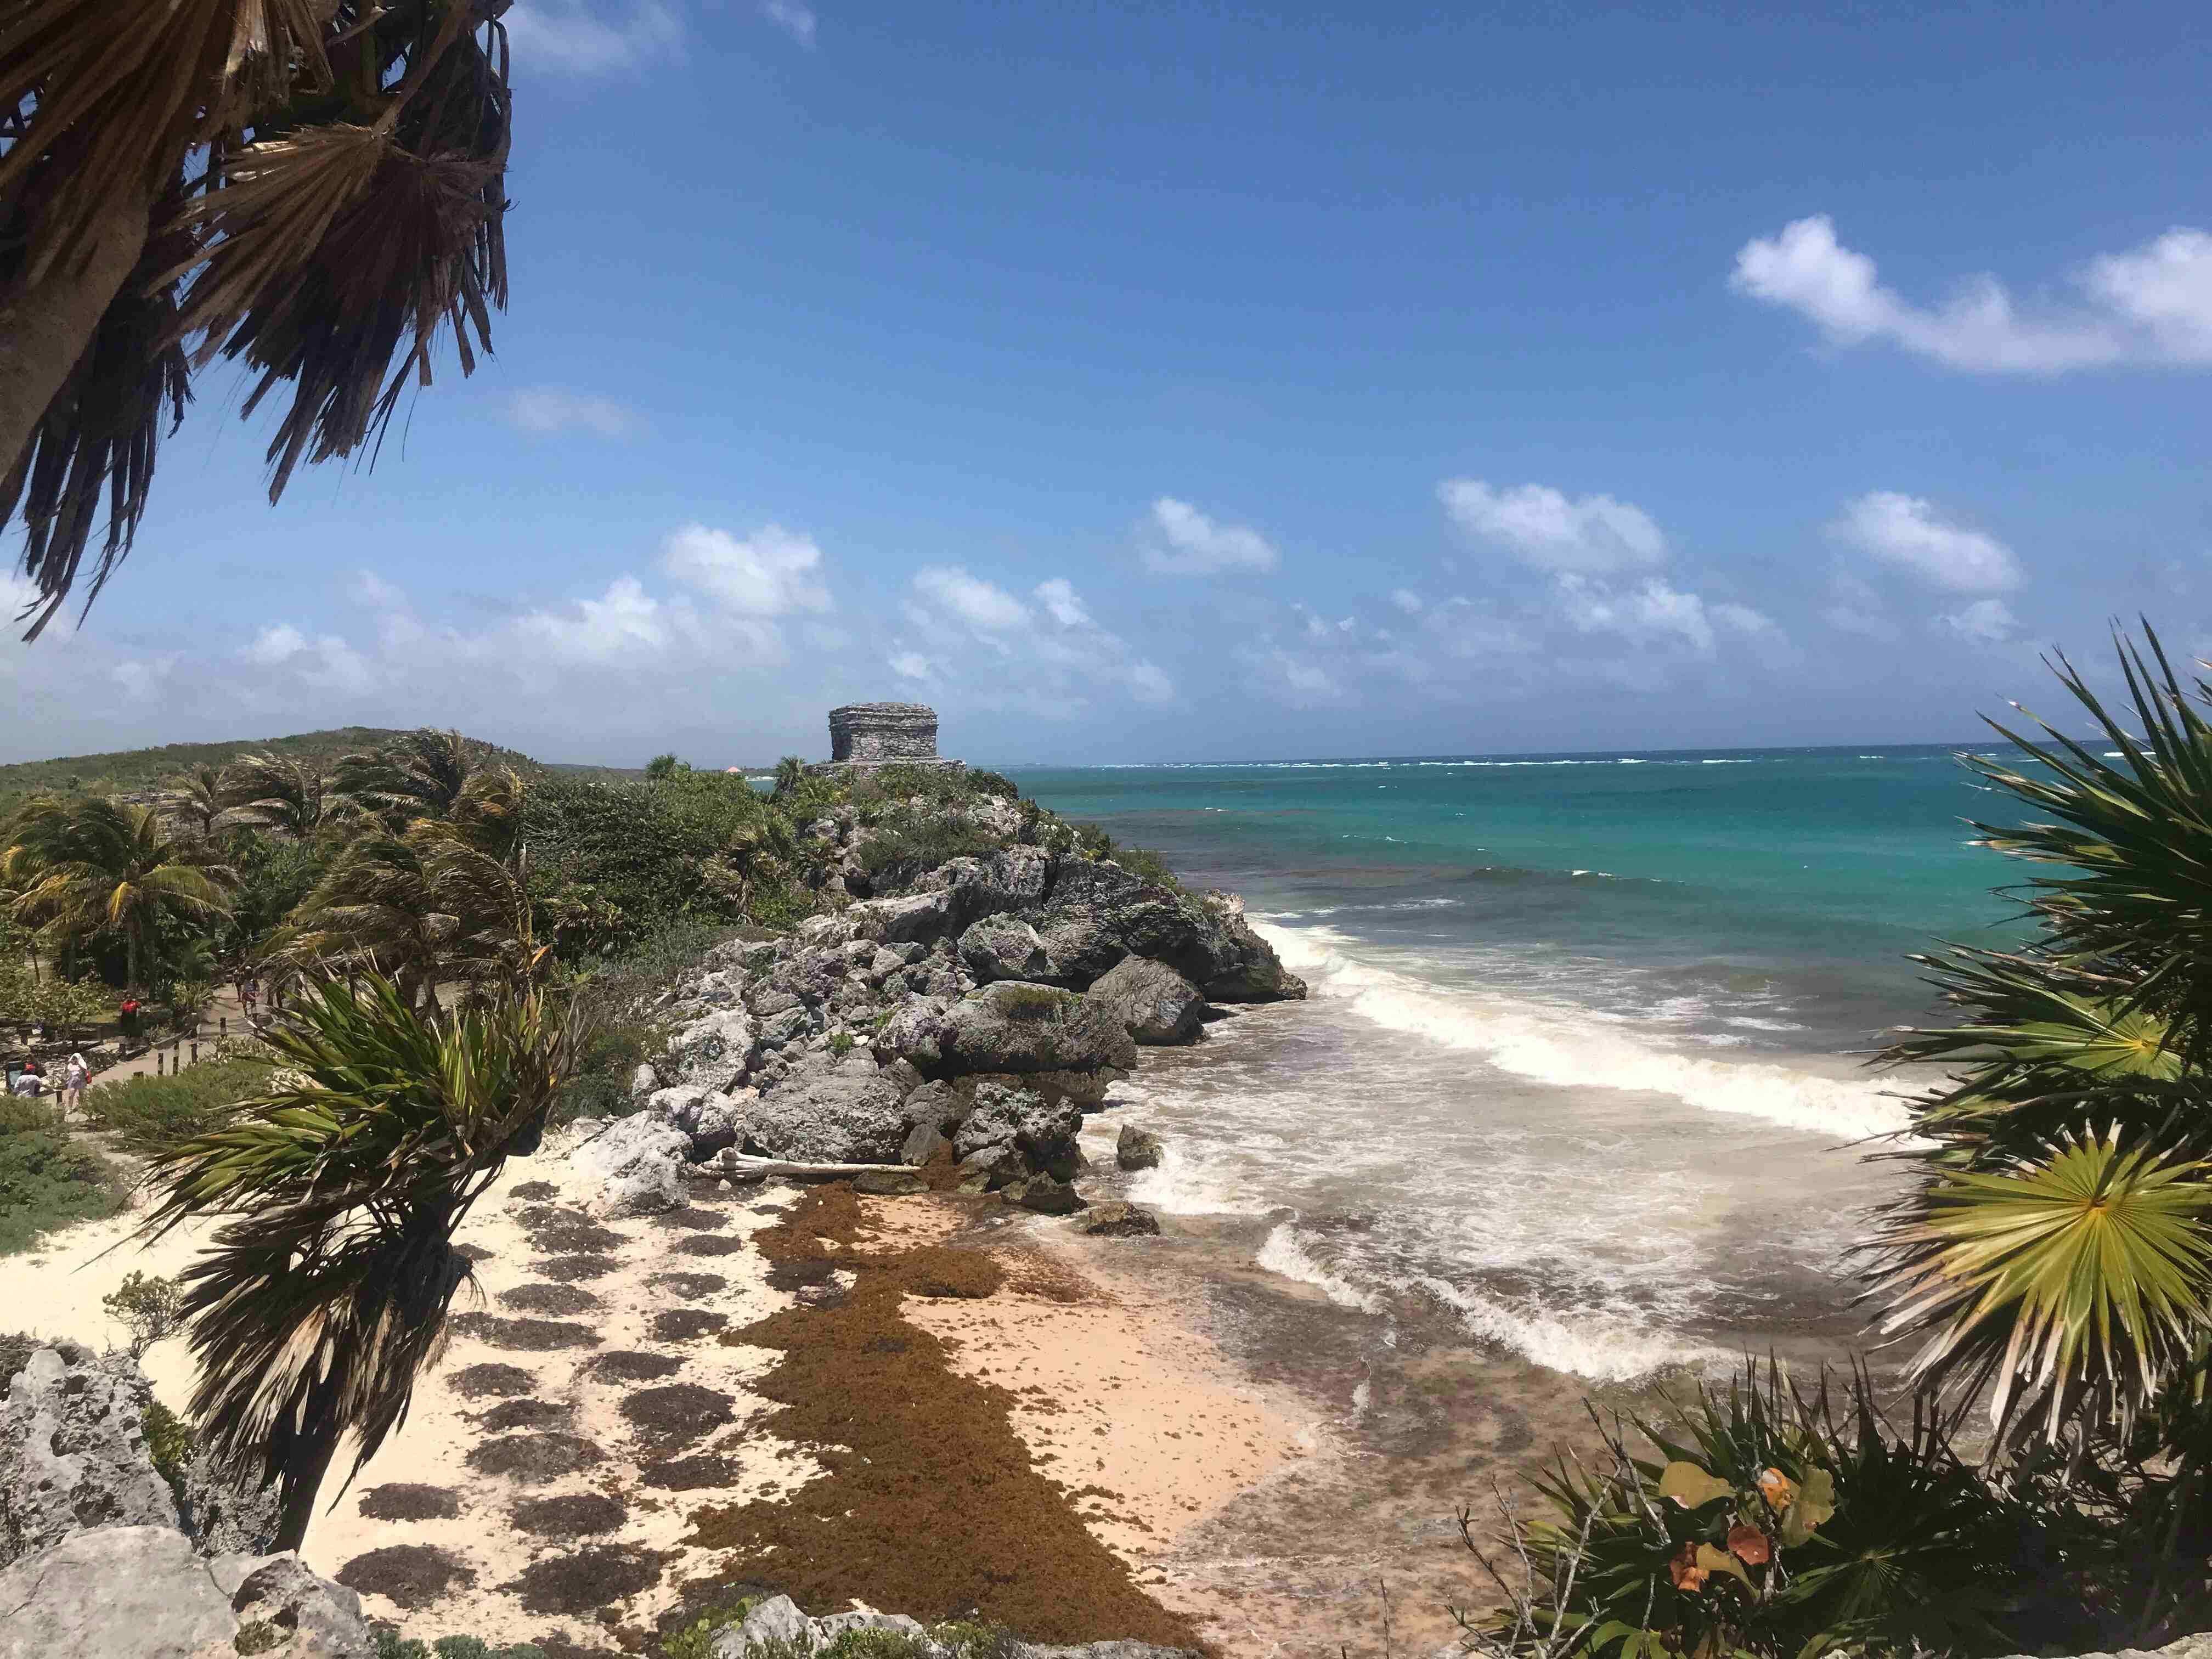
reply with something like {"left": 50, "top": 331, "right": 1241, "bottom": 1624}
{"left": 1414, "top": 1275, "right": 1720, "bottom": 1381}
{"left": 1256, "top": 923, "right": 1912, "bottom": 1142}
{"left": 1256, "top": 1222, "right": 1386, "bottom": 1314}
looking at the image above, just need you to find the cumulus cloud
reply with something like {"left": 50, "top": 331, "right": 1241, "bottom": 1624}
{"left": 515, "top": 577, "right": 689, "bottom": 665}
{"left": 661, "top": 522, "right": 833, "bottom": 616}
{"left": 503, "top": 1, "right": 681, "bottom": 74}
{"left": 1139, "top": 498, "right": 1279, "bottom": 577}
{"left": 911, "top": 566, "right": 1030, "bottom": 633}
{"left": 505, "top": 388, "right": 640, "bottom": 443}
{"left": 1237, "top": 646, "right": 1341, "bottom": 703}
{"left": 1033, "top": 577, "right": 1091, "bottom": 629}
{"left": 1732, "top": 215, "right": 2212, "bottom": 374}
{"left": 760, "top": 0, "right": 817, "bottom": 46}
{"left": 1554, "top": 576, "right": 1773, "bottom": 655}
{"left": 1390, "top": 588, "right": 1424, "bottom": 614}
{"left": 899, "top": 569, "right": 1174, "bottom": 708}
{"left": 1832, "top": 492, "right": 2019, "bottom": 593}
{"left": 1438, "top": 479, "right": 1667, "bottom": 574}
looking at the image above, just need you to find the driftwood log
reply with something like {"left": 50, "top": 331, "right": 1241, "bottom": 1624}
{"left": 687, "top": 1152, "right": 917, "bottom": 1184}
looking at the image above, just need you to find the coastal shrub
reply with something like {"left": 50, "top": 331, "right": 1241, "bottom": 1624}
{"left": 0, "top": 1331, "right": 35, "bottom": 1390}
{"left": 827, "top": 1031, "right": 855, "bottom": 1057}
{"left": 660, "top": 1594, "right": 759, "bottom": 1659}
{"left": 1464, "top": 1364, "right": 2071, "bottom": 1659}
{"left": 548, "top": 919, "right": 731, "bottom": 1125}
{"left": 850, "top": 816, "right": 1002, "bottom": 889}
{"left": 0, "top": 1118, "right": 120, "bottom": 1252}
{"left": 372, "top": 1635, "right": 548, "bottom": 1659}
{"left": 81, "top": 1058, "right": 266, "bottom": 1153}
{"left": 1102, "top": 840, "right": 1181, "bottom": 891}
{"left": 103, "top": 1271, "right": 184, "bottom": 1359}
{"left": 142, "top": 1397, "right": 198, "bottom": 1496}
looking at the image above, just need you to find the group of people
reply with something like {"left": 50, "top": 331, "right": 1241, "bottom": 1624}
{"left": 5, "top": 1051, "right": 90, "bottom": 1114}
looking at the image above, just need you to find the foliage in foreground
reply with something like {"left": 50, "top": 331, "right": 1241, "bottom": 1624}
{"left": 1465, "top": 1366, "right": 2076, "bottom": 1659}
{"left": 139, "top": 974, "right": 571, "bottom": 1549}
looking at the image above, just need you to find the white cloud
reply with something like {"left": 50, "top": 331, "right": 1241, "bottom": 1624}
{"left": 1732, "top": 215, "right": 2212, "bottom": 374}
{"left": 1237, "top": 646, "right": 1340, "bottom": 702}
{"left": 505, "top": 388, "right": 640, "bottom": 443}
{"left": 1946, "top": 598, "right": 2019, "bottom": 642}
{"left": 1832, "top": 492, "right": 2019, "bottom": 593}
{"left": 344, "top": 570, "right": 407, "bottom": 610}
{"left": 503, "top": 1, "right": 681, "bottom": 74}
{"left": 515, "top": 577, "right": 680, "bottom": 665}
{"left": 1553, "top": 575, "right": 1770, "bottom": 656}
{"left": 661, "top": 522, "right": 833, "bottom": 616}
{"left": 911, "top": 566, "right": 1031, "bottom": 632}
{"left": 246, "top": 623, "right": 309, "bottom": 665}
{"left": 1389, "top": 588, "right": 1424, "bottom": 614}
{"left": 760, "top": 0, "right": 817, "bottom": 46}
{"left": 888, "top": 650, "right": 937, "bottom": 684}
{"left": 1438, "top": 479, "right": 1667, "bottom": 574}
{"left": 1713, "top": 601, "right": 1776, "bottom": 636}
{"left": 1126, "top": 662, "right": 1176, "bottom": 706}
{"left": 1139, "top": 498, "right": 1279, "bottom": 577}
{"left": 1033, "top": 577, "right": 1091, "bottom": 629}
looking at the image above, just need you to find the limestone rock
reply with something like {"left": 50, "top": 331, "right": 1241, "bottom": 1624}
{"left": 956, "top": 1142, "right": 1027, "bottom": 1192}
{"left": 176, "top": 1448, "right": 280, "bottom": 1558}
{"left": 844, "top": 889, "right": 959, "bottom": 945}
{"left": 662, "top": 1008, "right": 756, "bottom": 1093}
{"left": 629, "top": 1062, "right": 660, "bottom": 1102}
{"left": 900, "top": 1122, "right": 949, "bottom": 1167}
{"left": 1087, "top": 957, "right": 1205, "bottom": 1045}
{"left": 1, "top": 1345, "right": 179, "bottom": 1565}
{"left": 876, "top": 996, "right": 952, "bottom": 1069}
{"left": 1030, "top": 859, "right": 1304, "bottom": 1003}
{"left": 0, "top": 1526, "right": 232, "bottom": 1659}
{"left": 647, "top": 1086, "right": 746, "bottom": 1159}
{"left": 1115, "top": 1124, "right": 1164, "bottom": 1171}
{"left": 953, "top": 1081, "right": 1083, "bottom": 1180}
{"left": 957, "top": 914, "right": 1051, "bottom": 984}
{"left": 853, "top": 1169, "right": 929, "bottom": 1196}
{"left": 930, "top": 982, "right": 1136, "bottom": 1079}
{"left": 577, "top": 1111, "right": 689, "bottom": 1214}
{"left": 1081, "top": 1201, "right": 1160, "bottom": 1237}
{"left": 1198, "top": 908, "right": 1307, "bottom": 1003}
{"left": 1004, "top": 1174, "right": 1084, "bottom": 1215}
{"left": 218, "top": 1552, "right": 376, "bottom": 1658}
{"left": 746, "top": 1053, "right": 910, "bottom": 1164}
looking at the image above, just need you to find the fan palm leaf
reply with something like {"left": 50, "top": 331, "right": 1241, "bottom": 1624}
{"left": 4, "top": 793, "right": 234, "bottom": 985}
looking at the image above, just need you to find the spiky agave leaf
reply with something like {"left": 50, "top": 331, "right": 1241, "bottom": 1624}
{"left": 1866, "top": 1130, "right": 2212, "bottom": 1442}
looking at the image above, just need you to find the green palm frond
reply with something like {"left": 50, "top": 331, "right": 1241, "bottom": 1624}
{"left": 137, "top": 974, "right": 570, "bottom": 1531}
{"left": 3, "top": 793, "right": 235, "bottom": 980}
{"left": 1867, "top": 1131, "right": 2212, "bottom": 1441}
{"left": 220, "top": 753, "right": 333, "bottom": 837}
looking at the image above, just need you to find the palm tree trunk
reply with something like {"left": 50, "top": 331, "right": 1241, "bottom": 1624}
{"left": 0, "top": 185, "right": 154, "bottom": 502}
{"left": 271, "top": 1426, "right": 342, "bottom": 1553}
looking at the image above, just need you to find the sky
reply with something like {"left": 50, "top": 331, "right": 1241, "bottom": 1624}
{"left": 5, "top": 1, "right": 2210, "bottom": 767}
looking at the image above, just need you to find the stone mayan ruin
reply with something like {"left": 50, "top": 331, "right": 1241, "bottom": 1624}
{"left": 810, "top": 702, "right": 964, "bottom": 774}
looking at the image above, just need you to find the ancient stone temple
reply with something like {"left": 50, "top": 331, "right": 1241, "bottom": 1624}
{"left": 811, "top": 702, "right": 963, "bottom": 773}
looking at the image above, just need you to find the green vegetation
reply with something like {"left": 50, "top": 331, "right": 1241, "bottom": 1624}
{"left": 0, "top": 1099, "right": 119, "bottom": 1252}
{"left": 4, "top": 795, "right": 234, "bottom": 989}
{"left": 660, "top": 1595, "right": 760, "bottom": 1659}
{"left": 102, "top": 1271, "right": 184, "bottom": 1359}
{"left": 373, "top": 1636, "right": 548, "bottom": 1659}
{"left": 81, "top": 1059, "right": 267, "bottom": 1154}
{"left": 139, "top": 975, "right": 572, "bottom": 1550}
{"left": 142, "top": 1396, "right": 197, "bottom": 1496}
{"left": 549, "top": 919, "right": 736, "bottom": 1125}
{"left": 1482, "top": 629, "right": 2212, "bottom": 1656}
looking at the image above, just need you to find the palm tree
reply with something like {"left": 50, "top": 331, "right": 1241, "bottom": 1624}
{"left": 269, "top": 817, "right": 533, "bottom": 1010}
{"left": 3, "top": 794, "right": 233, "bottom": 989}
{"left": 334, "top": 729, "right": 483, "bottom": 826}
{"left": 221, "top": 753, "right": 336, "bottom": 839}
{"left": 773, "top": 755, "right": 807, "bottom": 797}
{"left": 1, "top": 3, "right": 514, "bottom": 639}
{"left": 1866, "top": 627, "right": 2212, "bottom": 1449}
{"left": 136, "top": 973, "right": 570, "bottom": 1549}
{"left": 163, "top": 765, "right": 228, "bottom": 839}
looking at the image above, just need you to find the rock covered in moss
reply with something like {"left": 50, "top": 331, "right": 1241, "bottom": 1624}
{"left": 1086, "top": 957, "right": 1205, "bottom": 1046}
{"left": 1114, "top": 1125, "right": 1164, "bottom": 1171}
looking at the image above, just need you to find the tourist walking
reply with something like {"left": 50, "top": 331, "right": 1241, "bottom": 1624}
{"left": 61, "top": 1052, "right": 88, "bottom": 1118}
{"left": 118, "top": 994, "right": 142, "bottom": 1045}
{"left": 10, "top": 1059, "right": 44, "bottom": 1100}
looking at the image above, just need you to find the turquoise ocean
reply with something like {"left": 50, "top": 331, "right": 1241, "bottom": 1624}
{"left": 1011, "top": 743, "right": 2033, "bottom": 1384}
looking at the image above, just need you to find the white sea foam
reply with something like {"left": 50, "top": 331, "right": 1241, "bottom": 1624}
{"left": 1413, "top": 1275, "right": 1720, "bottom": 1381}
{"left": 1256, "top": 1221, "right": 1385, "bottom": 1314}
{"left": 1256, "top": 923, "right": 1913, "bottom": 1141}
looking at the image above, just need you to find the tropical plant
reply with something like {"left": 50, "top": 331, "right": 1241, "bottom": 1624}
{"left": 219, "top": 754, "right": 338, "bottom": 839}
{"left": 136, "top": 974, "right": 572, "bottom": 1549}
{"left": 1864, "top": 629, "right": 2212, "bottom": 1447}
{"left": 3, "top": 794, "right": 233, "bottom": 988}
{"left": 268, "top": 820, "right": 535, "bottom": 1009}
{"left": 334, "top": 729, "right": 485, "bottom": 826}
{"left": 0, "top": 2, "right": 514, "bottom": 638}
{"left": 646, "top": 753, "right": 685, "bottom": 781}
{"left": 163, "top": 766, "right": 229, "bottom": 839}
{"left": 103, "top": 1269, "right": 184, "bottom": 1360}
{"left": 1464, "top": 1366, "right": 2070, "bottom": 1659}
{"left": 773, "top": 755, "right": 807, "bottom": 796}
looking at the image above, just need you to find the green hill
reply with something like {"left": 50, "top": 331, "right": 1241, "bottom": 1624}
{"left": 0, "top": 728, "right": 617, "bottom": 815}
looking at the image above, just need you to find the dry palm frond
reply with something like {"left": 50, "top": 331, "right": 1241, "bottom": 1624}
{"left": 0, "top": 0, "right": 332, "bottom": 277}
{"left": 0, "top": 198, "right": 193, "bottom": 638}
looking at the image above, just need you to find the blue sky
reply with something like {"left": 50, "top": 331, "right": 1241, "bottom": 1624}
{"left": 5, "top": 1, "right": 2209, "bottom": 766}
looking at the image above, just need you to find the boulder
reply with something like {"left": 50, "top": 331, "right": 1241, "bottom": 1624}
{"left": 900, "top": 1122, "right": 949, "bottom": 1167}
{"left": 647, "top": 1086, "right": 746, "bottom": 1159}
{"left": 176, "top": 1448, "right": 280, "bottom": 1558}
{"left": 662, "top": 1008, "right": 756, "bottom": 1093}
{"left": 852, "top": 1169, "right": 929, "bottom": 1196}
{"left": 0, "top": 1526, "right": 232, "bottom": 1659}
{"left": 1029, "top": 860, "right": 1305, "bottom": 1003}
{"left": 1197, "top": 908, "right": 1307, "bottom": 1003}
{"left": 874, "top": 997, "right": 951, "bottom": 1070}
{"left": 629, "top": 1062, "right": 660, "bottom": 1102}
{"left": 1087, "top": 957, "right": 1205, "bottom": 1045}
{"left": 1115, "top": 1124, "right": 1165, "bottom": 1171}
{"left": 1004, "top": 1175, "right": 1084, "bottom": 1215}
{"left": 746, "top": 1053, "right": 910, "bottom": 1164}
{"left": 1080, "top": 1201, "right": 1160, "bottom": 1237}
{"left": 957, "top": 915, "right": 1052, "bottom": 984}
{"left": 953, "top": 1082, "right": 1084, "bottom": 1181}
{"left": 929, "top": 983, "right": 1136, "bottom": 1079}
{"left": 956, "top": 1142, "right": 1027, "bottom": 1192}
{"left": 844, "top": 889, "right": 958, "bottom": 945}
{"left": 218, "top": 1551, "right": 377, "bottom": 1657}
{"left": 1, "top": 1345, "right": 179, "bottom": 1565}
{"left": 576, "top": 1111, "right": 689, "bottom": 1214}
